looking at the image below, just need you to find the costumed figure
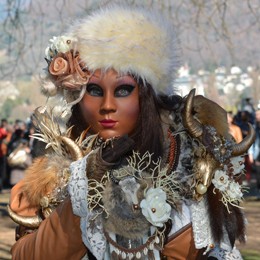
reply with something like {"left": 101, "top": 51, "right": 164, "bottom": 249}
{"left": 8, "top": 5, "right": 255, "bottom": 260}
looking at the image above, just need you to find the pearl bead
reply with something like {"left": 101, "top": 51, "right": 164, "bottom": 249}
{"left": 151, "top": 208, "right": 156, "bottom": 213}
{"left": 133, "top": 204, "right": 139, "bottom": 210}
{"left": 196, "top": 183, "right": 207, "bottom": 194}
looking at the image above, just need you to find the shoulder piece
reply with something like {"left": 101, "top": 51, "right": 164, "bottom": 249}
{"left": 181, "top": 89, "right": 255, "bottom": 205}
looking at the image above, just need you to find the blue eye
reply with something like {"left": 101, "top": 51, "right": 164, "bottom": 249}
{"left": 86, "top": 84, "right": 103, "bottom": 97}
{"left": 114, "top": 85, "right": 135, "bottom": 97}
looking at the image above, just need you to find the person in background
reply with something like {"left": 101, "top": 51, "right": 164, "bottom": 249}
{"left": 8, "top": 4, "right": 255, "bottom": 260}
{"left": 1, "top": 121, "right": 13, "bottom": 189}
{"left": 7, "top": 124, "right": 32, "bottom": 187}
{"left": 243, "top": 98, "right": 255, "bottom": 124}
{"left": 248, "top": 109, "right": 260, "bottom": 195}
{"left": 227, "top": 111, "right": 243, "bottom": 143}
{"left": 234, "top": 110, "right": 254, "bottom": 182}
{"left": 0, "top": 119, "right": 8, "bottom": 192}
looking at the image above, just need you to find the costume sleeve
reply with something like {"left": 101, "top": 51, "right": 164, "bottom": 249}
{"left": 10, "top": 183, "right": 87, "bottom": 260}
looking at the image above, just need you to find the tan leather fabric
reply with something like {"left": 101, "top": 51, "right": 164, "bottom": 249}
{"left": 162, "top": 224, "right": 207, "bottom": 260}
{"left": 10, "top": 182, "right": 87, "bottom": 260}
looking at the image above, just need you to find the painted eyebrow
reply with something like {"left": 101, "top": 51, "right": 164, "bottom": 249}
{"left": 116, "top": 74, "right": 133, "bottom": 79}
{"left": 116, "top": 75, "right": 137, "bottom": 84}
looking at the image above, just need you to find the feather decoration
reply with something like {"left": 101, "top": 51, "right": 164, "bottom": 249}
{"left": 31, "top": 107, "right": 64, "bottom": 156}
{"left": 31, "top": 106, "right": 88, "bottom": 159}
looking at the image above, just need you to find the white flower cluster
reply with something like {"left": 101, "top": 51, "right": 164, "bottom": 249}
{"left": 212, "top": 169, "right": 243, "bottom": 210}
{"left": 140, "top": 187, "right": 171, "bottom": 227}
{"left": 225, "top": 156, "right": 245, "bottom": 175}
{"left": 45, "top": 36, "right": 75, "bottom": 60}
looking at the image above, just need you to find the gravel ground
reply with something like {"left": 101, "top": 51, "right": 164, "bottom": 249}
{"left": 1, "top": 187, "right": 259, "bottom": 260}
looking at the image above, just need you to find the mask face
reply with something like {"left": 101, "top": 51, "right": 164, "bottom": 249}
{"left": 79, "top": 69, "right": 140, "bottom": 140}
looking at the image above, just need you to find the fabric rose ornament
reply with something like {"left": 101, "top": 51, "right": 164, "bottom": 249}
{"left": 49, "top": 50, "right": 90, "bottom": 90}
{"left": 140, "top": 187, "right": 171, "bottom": 227}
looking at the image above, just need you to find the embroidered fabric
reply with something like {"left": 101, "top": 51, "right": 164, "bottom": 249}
{"left": 81, "top": 212, "right": 106, "bottom": 260}
{"left": 69, "top": 156, "right": 89, "bottom": 217}
{"left": 69, "top": 154, "right": 107, "bottom": 259}
{"left": 208, "top": 246, "right": 243, "bottom": 260}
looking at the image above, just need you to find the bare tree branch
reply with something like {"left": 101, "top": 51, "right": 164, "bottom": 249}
{"left": 1, "top": 0, "right": 260, "bottom": 80}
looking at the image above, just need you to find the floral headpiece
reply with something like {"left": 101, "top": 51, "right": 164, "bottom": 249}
{"left": 44, "top": 36, "right": 91, "bottom": 94}
{"left": 40, "top": 36, "right": 92, "bottom": 127}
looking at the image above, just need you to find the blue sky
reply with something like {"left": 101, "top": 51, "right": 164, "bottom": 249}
{"left": 0, "top": 2, "right": 5, "bottom": 21}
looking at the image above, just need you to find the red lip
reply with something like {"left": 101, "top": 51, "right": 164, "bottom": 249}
{"left": 99, "top": 119, "right": 117, "bottom": 128}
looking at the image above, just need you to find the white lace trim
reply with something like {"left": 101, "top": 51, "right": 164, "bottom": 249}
{"left": 69, "top": 157, "right": 88, "bottom": 217}
{"left": 81, "top": 212, "right": 106, "bottom": 260}
{"left": 190, "top": 198, "right": 214, "bottom": 250}
{"left": 191, "top": 198, "right": 234, "bottom": 254}
{"left": 208, "top": 246, "right": 243, "bottom": 260}
{"left": 68, "top": 154, "right": 107, "bottom": 259}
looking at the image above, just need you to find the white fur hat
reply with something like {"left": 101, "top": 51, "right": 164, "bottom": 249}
{"left": 67, "top": 5, "right": 181, "bottom": 92}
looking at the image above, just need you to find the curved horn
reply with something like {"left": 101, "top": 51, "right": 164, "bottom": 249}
{"left": 7, "top": 205, "right": 42, "bottom": 228}
{"left": 60, "top": 136, "right": 84, "bottom": 161}
{"left": 232, "top": 123, "right": 256, "bottom": 156}
{"left": 183, "top": 89, "right": 203, "bottom": 138}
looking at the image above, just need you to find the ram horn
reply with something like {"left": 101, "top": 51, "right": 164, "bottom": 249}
{"left": 60, "top": 136, "right": 84, "bottom": 161}
{"left": 232, "top": 123, "right": 256, "bottom": 156}
{"left": 7, "top": 205, "right": 42, "bottom": 228}
{"left": 183, "top": 89, "right": 203, "bottom": 138}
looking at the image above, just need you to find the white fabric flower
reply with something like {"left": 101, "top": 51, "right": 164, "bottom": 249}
{"left": 45, "top": 36, "right": 75, "bottom": 60}
{"left": 140, "top": 187, "right": 171, "bottom": 227}
{"left": 212, "top": 170, "right": 229, "bottom": 192}
{"left": 226, "top": 181, "right": 243, "bottom": 200}
{"left": 229, "top": 156, "right": 245, "bottom": 175}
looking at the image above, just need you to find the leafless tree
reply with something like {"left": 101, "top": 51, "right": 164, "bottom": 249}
{"left": 1, "top": 0, "right": 260, "bottom": 105}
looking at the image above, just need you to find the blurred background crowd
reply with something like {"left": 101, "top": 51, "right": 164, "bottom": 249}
{"left": 0, "top": 117, "right": 35, "bottom": 192}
